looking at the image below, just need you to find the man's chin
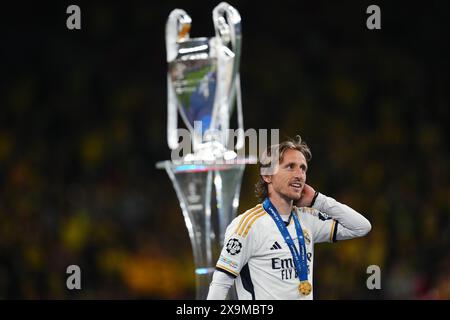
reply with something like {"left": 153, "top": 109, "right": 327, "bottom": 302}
{"left": 290, "top": 193, "right": 302, "bottom": 201}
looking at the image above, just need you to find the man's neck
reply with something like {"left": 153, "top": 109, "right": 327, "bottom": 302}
{"left": 268, "top": 193, "right": 293, "bottom": 216}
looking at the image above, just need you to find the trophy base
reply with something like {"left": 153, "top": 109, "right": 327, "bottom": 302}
{"left": 156, "top": 157, "right": 255, "bottom": 299}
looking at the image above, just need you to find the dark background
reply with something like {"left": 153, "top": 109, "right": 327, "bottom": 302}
{"left": 0, "top": 0, "right": 449, "bottom": 299}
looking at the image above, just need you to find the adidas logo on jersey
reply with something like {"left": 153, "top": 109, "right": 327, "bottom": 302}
{"left": 270, "top": 241, "right": 282, "bottom": 250}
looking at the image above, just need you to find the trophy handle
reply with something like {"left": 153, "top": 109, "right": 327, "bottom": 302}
{"left": 235, "top": 74, "right": 244, "bottom": 150}
{"left": 166, "top": 9, "right": 192, "bottom": 62}
{"left": 165, "top": 10, "right": 192, "bottom": 150}
{"left": 213, "top": 3, "right": 244, "bottom": 150}
{"left": 213, "top": 3, "right": 241, "bottom": 54}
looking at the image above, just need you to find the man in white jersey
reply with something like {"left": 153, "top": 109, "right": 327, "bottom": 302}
{"left": 207, "top": 135, "right": 371, "bottom": 300}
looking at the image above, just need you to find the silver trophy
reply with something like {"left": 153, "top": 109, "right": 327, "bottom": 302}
{"left": 165, "top": 2, "right": 244, "bottom": 161}
{"left": 157, "top": 2, "right": 252, "bottom": 299}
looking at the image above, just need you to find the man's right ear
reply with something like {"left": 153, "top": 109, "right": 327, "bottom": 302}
{"left": 262, "top": 175, "right": 271, "bottom": 184}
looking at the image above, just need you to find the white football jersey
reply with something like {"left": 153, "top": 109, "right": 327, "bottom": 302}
{"left": 216, "top": 203, "right": 338, "bottom": 300}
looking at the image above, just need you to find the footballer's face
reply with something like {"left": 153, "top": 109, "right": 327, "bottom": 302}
{"left": 265, "top": 149, "right": 307, "bottom": 202}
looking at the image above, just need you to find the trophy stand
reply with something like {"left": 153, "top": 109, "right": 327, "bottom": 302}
{"left": 156, "top": 160, "right": 250, "bottom": 299}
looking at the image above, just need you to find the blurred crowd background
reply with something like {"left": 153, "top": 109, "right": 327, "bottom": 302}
{"left": 1, "top": 1, "right": 449, "bottom": 299}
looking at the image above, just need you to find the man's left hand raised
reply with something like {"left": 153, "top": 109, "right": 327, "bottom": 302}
{"left": 295, "top": 184, "right": 317, "bottom": 207}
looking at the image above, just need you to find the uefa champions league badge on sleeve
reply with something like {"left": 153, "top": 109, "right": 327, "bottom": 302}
{"left": 225, "top": 238, "right": 242, "bottom": 255}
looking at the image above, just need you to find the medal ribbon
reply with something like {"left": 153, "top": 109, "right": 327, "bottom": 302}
{"left": 263, "top": 198, "right": 308, "bottom": 282}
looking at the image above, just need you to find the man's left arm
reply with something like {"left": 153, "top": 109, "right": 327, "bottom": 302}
{"left": 296, "top": 184, "right": 371, "bottom": 241}
{"left": 312, "top": 192, "right": 372, "bottom": 240}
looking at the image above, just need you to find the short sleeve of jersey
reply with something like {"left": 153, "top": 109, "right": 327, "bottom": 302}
{"left": 215, "top": 205, "right": 264, "bottom": 277}
{"left": 298, "top": 207, "right": 338, "bottom": 244}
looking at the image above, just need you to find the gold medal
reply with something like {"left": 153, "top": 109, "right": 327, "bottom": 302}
{"left": 298, "top": 281, "right": 312, "bottom": 296}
